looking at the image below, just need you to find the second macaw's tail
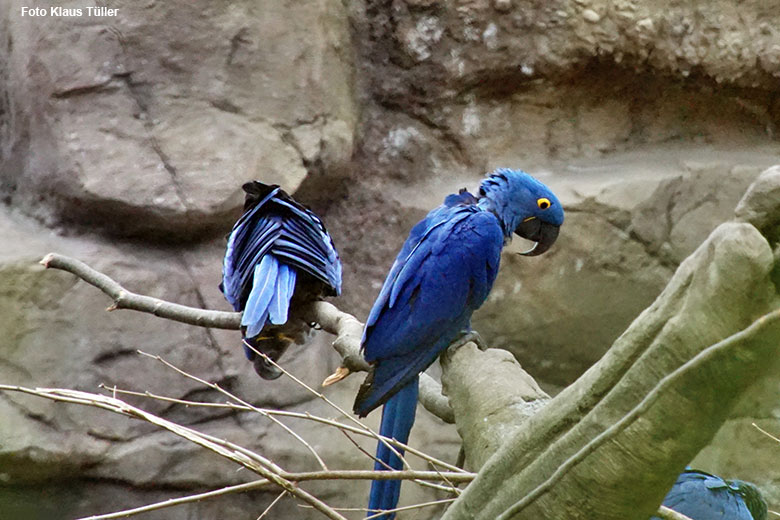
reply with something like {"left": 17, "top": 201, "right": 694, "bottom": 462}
{"left": 367, "top": 379, "right": 419, "bottom": 519}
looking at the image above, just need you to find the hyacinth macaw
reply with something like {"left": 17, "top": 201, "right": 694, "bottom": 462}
{"left": 220, "top": 181, "right": 342, "bottom": 379}
{"left": 652, "top": 469, "right": 767, "bottom": 520}
{"left": 353, "top": 169, "right": 564, "bottom": 519}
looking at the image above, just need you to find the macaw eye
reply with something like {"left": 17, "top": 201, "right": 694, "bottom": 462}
{"left": 537, "top": 197, "right": 551, "bottom": 210}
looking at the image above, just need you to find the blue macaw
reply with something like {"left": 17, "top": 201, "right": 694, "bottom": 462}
{"left": 652, "top": 469, "right": 767, "bottom": 520}
{"left": 353, "top": 169, "right": 564, "bottom": 519}
{"left": 221, "top": 181, "right": 342, "bottom": 379}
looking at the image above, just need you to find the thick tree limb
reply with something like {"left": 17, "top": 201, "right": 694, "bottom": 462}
{"left": 442, "top": 222, "right": 779, "bottom": 520}
{"left": 440, "top": 344, "right": 549, "bottom": 470}
{"left": 496, "top": 305, "right": 780, "bottom": 520}
{"left": 39, "top": 253, "right": 454, "bottom": 423}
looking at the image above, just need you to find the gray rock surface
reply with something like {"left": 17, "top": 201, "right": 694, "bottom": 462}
{"left": 1, "top": 0, "right": 780, "bottom": 518}
{"left": 1, "top": 0, "right": 356, "bottom": 238}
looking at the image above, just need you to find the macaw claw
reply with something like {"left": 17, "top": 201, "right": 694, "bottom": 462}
{"left": 322, "top": 366, "right": 351, "bottom": 387}
{"left": 451, "top": 330, "right": 488, "bottom": 351}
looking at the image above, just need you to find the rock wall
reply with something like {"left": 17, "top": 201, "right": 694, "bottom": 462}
{"left": 1, "top": 0, "right": 779, "bottom": 518}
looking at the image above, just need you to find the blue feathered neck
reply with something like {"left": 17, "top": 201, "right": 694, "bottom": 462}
{"left": 477, "top": 168, "right": 564, "bottom": 238}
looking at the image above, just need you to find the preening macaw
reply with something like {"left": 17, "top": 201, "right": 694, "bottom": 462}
{"left": 353, "top": 169, "right": 564, "bottom": 519}
{"left": 652, "top": 469, "right": 767, "bottom": 520}
{"left": 220, "top": 181, "right": 342, "bottom": 379}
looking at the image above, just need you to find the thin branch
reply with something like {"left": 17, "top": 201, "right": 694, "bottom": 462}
{"left": 0, "top": 385, "right": 476, "bottom": 485}
{"left": 242, "top": 344, "right": 412, "bottom": 474}
{"left": 138, "top": 350, "right": 329, "bottom": 471}
{"left": 337, "top": 427, "right": 462, "bottom": 495}
{"left": 40, "top": 253, "right": 455, "bottom": 424}
{"left": 40, "top": 253, "right": 240, "bottom": 329}
{"left": 283, "top": 470, "right": 473, "bottom": 482}
{"left": 244, "top": 347, "right": 467, "bottom": 495}
{"left": 655, "top": 506, "right": 694, "bottom": 520}
{"left": 76, "top": 480, "right": 272, "bottom": 520}
{"left": 257, "top": 491, "right": 287, "bottom": 520}
{"left": 99, "top": 383, "right": 467, "bottom": 474}
{"left": 496, "top": 306, "right": 780, "bottom": 520}
{"left": 753, "top": 422, "right": 780, "bottom": 444}
{"left": 365, "top": 498, "right": 457, "bottom": 520}
{"left": 0, "top": 384, "right": 345, "bottom": 520}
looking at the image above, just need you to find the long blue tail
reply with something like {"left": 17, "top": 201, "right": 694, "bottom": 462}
{"left": 368, "top": 378, "right": 419, "bottom": 519}
{"left": 240, "top": 255, "right": 296, "bottom": 340}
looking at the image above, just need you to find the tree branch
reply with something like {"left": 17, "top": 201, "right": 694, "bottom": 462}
{"left": 0, "top": 384, "right": 476, "bottom": 519}
{"left": 76, "top": 480, "right": 273, "bottom": 520}
{"left": 442, "top": 221, "right": 780, "bottom": 520}
{"left": 496, "top": 305, "right": 780, "bottom": 519}
{"left": 655, "top": 506, "right": 694, "bottom": 520}
{"left": 0, "top": 384, "right": 346, "bottom": 519}
{"left": 40, "top": 253, "right": 241, "bottom": 329}
{"left": 39, "top": 253, "right": 455, "bottom": 423}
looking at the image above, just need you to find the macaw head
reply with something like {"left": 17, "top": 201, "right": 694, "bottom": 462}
{"left": 477, "top": 168, "right": 564, "bottom": 256}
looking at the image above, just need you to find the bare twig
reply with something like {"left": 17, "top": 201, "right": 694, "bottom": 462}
{"left": 1, "top": 384, "right": 478, "bottom": 519}
{"left": 0, "top": 385, "right": 475, "bottom": 486}
{"left": 138, "top": 350, "right": 329, "bottom": 471}
{"left": 40, "top": 253, "right": 455, "bottom": 423}
{"left": 258, "top": 491, "right": 288, "bottom": 520}
{"left": 300, "top": 497, "right": 458, "bottom": 518}
{"left": 244, "top": 343, "right": 412, "bottom": 472}
{"left": 496, "top": 307, "right": 780, "bottom": 520}
{"left": 753, "top": 422, "right": 780, "bottom": 444}
{"left": 76, "top": 480, "right": 272, "bottom": 520}
{"left": 99, "top": 384, "right": 466, "bottom": 474}
{"left": 0, "top": 384, "right": 345, "bottom": 520}
{"left": 655, "top": 506, "right": 694, "bottom": 520}
{"left": 40, "top": 253, "right": 240, "bottom": 329}
{"left": 365, "top": 498, "right": 457, "bottom": 520}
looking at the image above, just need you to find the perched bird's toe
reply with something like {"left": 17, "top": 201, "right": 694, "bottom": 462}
{"left": 450, "top": 330, "right": 488, "bottom": 351}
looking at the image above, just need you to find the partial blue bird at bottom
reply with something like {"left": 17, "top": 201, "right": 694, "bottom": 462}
{"left": 652, "top": 468, "right": 767, "bottom": 520}
{"left": 354, "top": 169, "right": 565, "bottom": 519}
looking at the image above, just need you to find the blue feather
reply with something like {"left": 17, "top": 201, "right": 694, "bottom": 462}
{"left": 242, "top": 256, "right": 278, "bottom": 337}
{"left": 269, "top": 263, "right": 296, "bottom": 325}
{"left": 368, "top": 380, "right": 419, "bottom": 519}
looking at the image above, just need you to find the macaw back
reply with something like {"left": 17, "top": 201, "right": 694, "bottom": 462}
{"left": 221, "top": 181, "right": 341, "bottom": 379}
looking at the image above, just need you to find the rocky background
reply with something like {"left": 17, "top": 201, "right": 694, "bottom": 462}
{"left": 1, "top": 0, "right": 779, "bottom": 518}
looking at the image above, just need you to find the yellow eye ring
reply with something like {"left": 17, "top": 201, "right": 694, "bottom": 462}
{"left": 537, "top": 197, "right": 551, "bottom": 210}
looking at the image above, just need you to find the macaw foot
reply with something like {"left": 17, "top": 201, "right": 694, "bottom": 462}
{"left": 450, "top": 330, "right": 488, "bottom": 351}
{"left": 322, "top": 366, "right": 351, "bottom": 387}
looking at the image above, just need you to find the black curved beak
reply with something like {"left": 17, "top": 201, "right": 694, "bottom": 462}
{"left": 515, "top": 218, "right": 560, "bottom": 256}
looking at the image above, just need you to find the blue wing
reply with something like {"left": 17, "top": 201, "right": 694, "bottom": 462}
{"left": 355, "top": 199, "right": 503, "bottom": 416}
{"left": 221, "top": 182, "right": 342, "bottom": 314}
